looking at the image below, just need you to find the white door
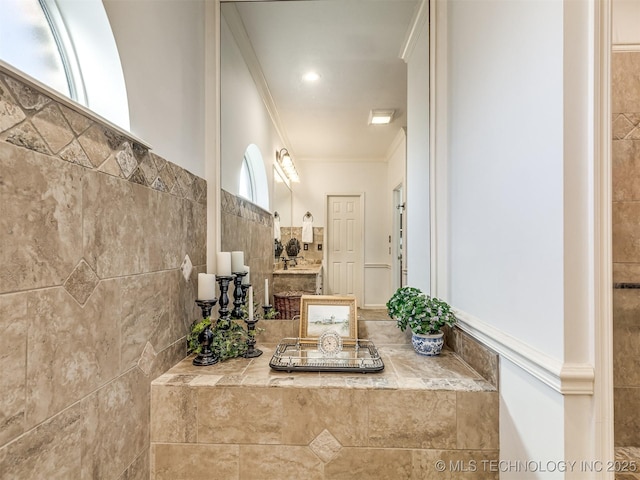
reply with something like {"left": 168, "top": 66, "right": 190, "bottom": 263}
{"left": 326, "top": 195, "right": 362, "bottom": 302}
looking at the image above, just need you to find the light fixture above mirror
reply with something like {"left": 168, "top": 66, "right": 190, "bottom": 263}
{"left": 276, "top": 148, "right": 300, "bottom": 183}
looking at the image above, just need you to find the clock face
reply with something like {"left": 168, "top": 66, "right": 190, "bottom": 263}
{"left": 318, "top": 331, "right": 343, "bottom": 357}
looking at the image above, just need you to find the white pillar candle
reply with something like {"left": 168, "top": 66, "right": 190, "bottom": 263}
{"left": 242, "top": 265, "right": 250, "bottom": 285}
{"left": 197, "top": 273, "right": 216, "bottom": 300}
{"left": 216, "top": 252, "right": 232, "bottom": 276}
{"left": 231, "top": 251, "right": 245, "bottom": 273}
{"left": 248, "top": 286, "right": 254, "bottom": 321}
{"left": 264, "top": 278, "right": 269, "bottom": 305}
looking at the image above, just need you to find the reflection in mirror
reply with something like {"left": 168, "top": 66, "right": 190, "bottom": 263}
{"left": 273, "top": 165, "right": 292, "bottom": 236}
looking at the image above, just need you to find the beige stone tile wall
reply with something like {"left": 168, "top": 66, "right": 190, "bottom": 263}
{"left": 150, "top": 351, "right": 499, "bottom": 480}
{"left": 612, "top": 51, "right": 640, "bottom": 448}
{"left": 0, "top": 69, "right": 206, "bottom": 478}
{"left": 221, "top": 189, "right": 274, "bottom": 306}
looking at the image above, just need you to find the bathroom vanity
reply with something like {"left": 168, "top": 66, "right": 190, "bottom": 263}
{"left": 272, "top": 263, "right": 323, "bottom": 295}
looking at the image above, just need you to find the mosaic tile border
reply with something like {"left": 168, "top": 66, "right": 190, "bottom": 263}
{"left": 0, "top": 70, "right": 206, "bottom": 205}
{"left": 221, "top": 188, "right": 273, "bottom": 227}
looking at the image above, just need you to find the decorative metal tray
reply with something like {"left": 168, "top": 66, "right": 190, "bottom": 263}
{"left": 269, "top": 338, "right": 384, "bottom": 373}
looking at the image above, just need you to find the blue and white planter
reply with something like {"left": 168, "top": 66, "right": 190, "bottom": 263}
{"left": 411, "top": 331, "right": 445, "bottom": 356}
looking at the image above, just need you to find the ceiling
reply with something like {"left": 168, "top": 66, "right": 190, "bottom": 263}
{"left": 224, "top": 0, "right": 419, "bottom": 162}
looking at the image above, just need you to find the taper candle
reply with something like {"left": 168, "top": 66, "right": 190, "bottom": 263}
{"left": 242, "top": 265, "right": 250, "bottom": 285}
{"left": 248, "top": 286, "right": 254, "bottom": 321}
{"left": 264, "top": 278, "right": 269, "bottom": 305}
{"left": 197, "top": 273, "right": 216, "bottom": 300}
{"left": 231, "top": 251, "right": 245, "bottom": 273}
{"left": 216, "top": 252, "right": 232, "bottom": 276}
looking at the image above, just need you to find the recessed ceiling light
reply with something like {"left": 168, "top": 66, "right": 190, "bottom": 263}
{"left": 368, "top": 109, "right": 395, "bottom": 125}
{"left": 302, "top": 71, "right": 320, "bottom": 82}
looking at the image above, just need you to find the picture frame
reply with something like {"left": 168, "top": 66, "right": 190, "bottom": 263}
{"left": 299, "top": 295, "right": 357, "bottom": 339}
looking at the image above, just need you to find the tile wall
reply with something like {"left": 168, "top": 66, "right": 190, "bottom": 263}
{"left": 612, "top": 51, "right": 640, "bottom": 448}
{"left": 221, "top": 189, "right": 273, "bottom": 306}
{"left": 0, "top": 68, "right": 206, "bottom": 478}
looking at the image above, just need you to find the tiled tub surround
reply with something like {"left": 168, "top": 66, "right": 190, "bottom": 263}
{"left": 221, "top": 189, "right": 273, "bottom": 306}
{"left": 613, "top": 51, "right": 640, "bottom": 459}
{"left": 0, "top": 68, "right": 206, "bottom": 479}
{"left": 277, "top": 225, "right": 325, "bottom": 265}
{"left": 150, "top": 321, "right": 499, "bottom": 480}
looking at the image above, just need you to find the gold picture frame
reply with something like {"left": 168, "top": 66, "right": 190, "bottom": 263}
{"left": 299, "top": 295, "right": 357, "bottom": 339}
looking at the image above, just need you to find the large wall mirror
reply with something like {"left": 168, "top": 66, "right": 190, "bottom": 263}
{"left": 273, "top": 166, "right": 292, "bottom": 234}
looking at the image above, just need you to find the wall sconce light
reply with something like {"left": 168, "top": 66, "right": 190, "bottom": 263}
{"left": 276, "top": 148, "right": 300, "bottom": 182}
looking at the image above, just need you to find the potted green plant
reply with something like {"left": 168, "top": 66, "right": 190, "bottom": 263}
{"left": 386, "top": 286, "right": 456, "bottom": 356}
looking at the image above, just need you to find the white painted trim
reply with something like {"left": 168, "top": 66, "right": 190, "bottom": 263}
{"left": 364, "top": 263, "right": 391, "bottom": 269}
{"left": 594, "top": 0, "right": 615, "bottom": 476}
{"left": 208, "top": 0, "right": 221, "bottom": 272}
{"left": 0, "top": 60, "right": 149, "bottom": 149}
{"left": 455, "top": 309, "right": 595, "bottom": 395}
{"left": 612, "top": 44, "right": 640, "bottom": 52}
{"left": 431, "top": 0, "right": 449, "bottom": 300}
{"left": 400, "top": 0, "right": 429, "bottom": 62}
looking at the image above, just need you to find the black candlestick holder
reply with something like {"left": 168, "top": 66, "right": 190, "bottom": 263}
{"left": 243, "top": 310, "right": 263, "bottom": 358}
{"left": 216, "top": 276, "right": 233, "bottom": 329}
{"left": 231, "top": 272, "right": 248, "bottom": 318}
{"left": 193, "top": 299, "right": 219, "bottom": 366}
{"left": 263, "top": 305, "right": 273, "bottom": 318}
{"left": 241, "top": 284, "right": 250, "bottom": 305}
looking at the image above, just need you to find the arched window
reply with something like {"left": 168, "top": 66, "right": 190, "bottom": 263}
{"left": 239, "top": 144, "right": 269, "bottom": 209}
{"left": 0, "top": 0, "right": 72, "bottom": 97}
{"left": 0, "top": 0, "right": 130, "bottom": 130}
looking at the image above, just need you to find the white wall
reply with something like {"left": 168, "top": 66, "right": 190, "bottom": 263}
{"left": 443, "top": 0, "right": 598, "bottom": 476}
{"left": 296, "top": 159, "right": 392, "bottom": 306}
{"left": 103, "top": 0, "right": 206, "bottom": 177}
{"left": 220, "top": 14, "right": 280, "bottom": 202}
{"left": 613, "top": 0, "right": 640, "bottom": 46}
{"left": 447, "top": 0, "right": 564, "bottom": 357}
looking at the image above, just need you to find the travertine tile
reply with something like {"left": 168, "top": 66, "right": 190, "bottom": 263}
{"left": 2, "top": 74, "right": 50, "bottom": 110}
{"left": 0, "top": 77, "right": 26, "bottom": 132}
{"left": 78, "top": 123, "right": 113, "bottom": 167}
{"left": 367, "top": 390, "right": 457, "bottom": 449}
{"left": 359, "top": 319, "right": 410, "bottom": 344}
{"left": 456, "top": 391, "right": 499, "bottom": 449}
{"left": 281, "top": 388, "right": 369, "bottom": 446}
{"left": 239, "top": 445, "right": 323, "bottom": 480}
{"left": 59, "top": 139, "right": 94, "bottom": 168}
{"left": 613, "top": 202, "right": 640, "bottom": 263}
{"left": 81, "top": 367, "right": 149, "bottom": 480}
{"left": 325, "top": 447, "right": 413, "bottom": 479}
{"left": 118, "top": 448, "right": 149, "bottom": 480}
{"left": 0, "top": 292, "right": 27, "bottom": 445}
{"left": 613, "top": 325, "right": 640, "bottom": 386}
{"left": 120, "top": 271, "right": 176, "bottom": 370}
{"left": 384, "top": 346, "right": 481, "bottom": 381}
{"left": 116, "top": 142, "right": 139, "bottom": 178}
{"left": 5, "top": 119, "right": 51, "bottom": 154}
{"left": 412, "top": 449, "right": 499, "bottom": 479}
{"left": 31, "top": 103, "right": 75, "bottom": 153}
{"left": 63, "top": 259, "right": 99, "bottom": 305}
{"left": 0, "top": 142, "right": 82, "bottom": 294}
{"left": 197, "top": 387, "right": 284, "bottom": 444}
{"left": 613, "top": 262, "right": 640, "bottom": 283}
{"left": 460, "top": 334, "right": 499, "bottom": 388}
{"left": 614, "top": 114, "right": 636, "bottom": 140}
{"left": 613, "top": 288, "right": 640, "bottom": 328}
{"left": 59, "top": 104, "right": 92, "bottom": 135}
{"left": 0, "top": 402, "right": 83, "bottom": 479}
{"left": 150, "top": 383, "right": 197, "bottom": 443}
{"left": 26, "top": 284, "right": 120, "bottom": 427}
{"left": 613, "top": 140, "right": 640, "bottom": 202}
{"left": 153, "top": 444, "right": 239, "bottom": 480}
{"left": 309, "top": 429, "right": 342, "bottom": 463}
{"left": 615, "top": 387, "right": 640, "bottom": 446}
{"left": 613, "top": 53, "right": 640, "bottom": 114}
